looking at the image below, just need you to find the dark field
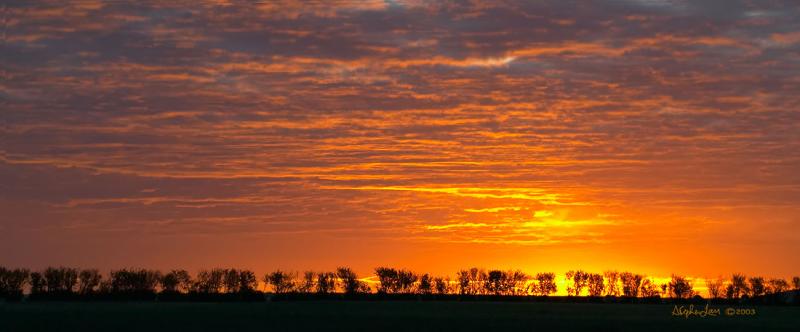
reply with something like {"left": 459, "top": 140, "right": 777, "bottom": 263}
{"left": 1, "top": 301, "right": 798, "bottom": 332}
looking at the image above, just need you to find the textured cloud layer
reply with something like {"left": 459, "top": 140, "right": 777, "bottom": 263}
{"left": 2, "top": 0, "right": 799, "bottom": 277}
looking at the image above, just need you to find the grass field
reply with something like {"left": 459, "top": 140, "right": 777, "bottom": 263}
{"left": 1, "top": 301, "right": 798, "bottom": 331}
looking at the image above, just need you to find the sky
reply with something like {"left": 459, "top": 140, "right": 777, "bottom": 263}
{"left": 2, "top": 0, "right": 799, "bottom": 284}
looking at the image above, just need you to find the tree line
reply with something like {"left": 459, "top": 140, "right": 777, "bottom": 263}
{"left": 1, "top": 266, "right": 798, "bottom": 302}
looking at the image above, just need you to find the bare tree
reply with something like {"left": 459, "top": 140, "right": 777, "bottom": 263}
{"left": 336, "top": 267, "right": 369, "bottom": 294}
{"left": 640, "top": 279, "right": 660, "bottom": 298}
{"left": 78, "top": 269, "right": 101, "bottom": 295}
{"left": 566, "top": 270, "right": 590, "bottom": 296}
{"left": 727, "top": 274, "right": 748, "bottom": 299}
{"left": 456, "top": 268, "right": 486, "bottom": 295}
{"left": 485, "top": 270, "right": 506, "bottom": 295}
{"left": 471, "top": 268, "right": 488, "bottom": 295}
{"left": 266, "top": 270, "right": 296, "bottom": 294}
{"left": 456, "top": 269, "right": 471, "bottom": 295}
{"left": 375, "top": 267, "right": 399, "bottom": 294}
{"left": 748, "top": 277, "right": 765, "bottom": 297}
{"left": 433, "top": 277, "right": 451, "bottom": 295}
{"left": 43, "top": 267, "right": 79, "bottom": 294}
{"left": 397, "top": 270, "right": 417, "bottom": 294}
{"left": 587, "top": 273, "right": 605, "bottom": 297}
{"left": 0, "top": 268, "right": 30, "bottom": 299}
{"left": 223, "top": 269, "right": 241, "bottom": 293}
{"left": 603, "top": 271, "right": 620, "bottom": 296}
{"left": 29, "top": 272, "right": 45, "bottom": 294}
{"left": 374, "top": 267, "right": 416, "bottom": 294}
{"left": 767, "top": 278, "right": 789, "bottom": 294}
{"left": 315, "top": 272, "right": 337, "bottom": 294}
{"left": 668, "top": 275, "right": 695, "bottom": 299}
{"left": 705, "top": 277, "right": 724, "bottom": 299}
{"left": 533, "top": 272, "right": 557, "bottom": 296}
{"left": 161, "top": 270, "right": 192, "bottom": 293}
{"left": 793, "top": 276, "right": 800, "bottom": 290}
{"left": 418, "top": 274, "right": 432, "bottom": 295}
{"left": 298, "top": 271, "right": 315, "bottom": 293}
{"left": 507, "top": 270, "right": 529, "bottom": 296}
{"left": 620, "top": 272, "right": 642, "bottom": 297}
{"left": 194, "top": 269, "right": 225, "bottom": 294}
{"left": 109, "top": 269, "right": 161, "bottom": 293}
{"left": 239, "top": 270, "right": 257, "bottom": 293}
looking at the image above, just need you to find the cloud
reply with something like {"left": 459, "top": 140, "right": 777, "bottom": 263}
{"left": 3, "top": 0, "right": 800, "bottom": 275}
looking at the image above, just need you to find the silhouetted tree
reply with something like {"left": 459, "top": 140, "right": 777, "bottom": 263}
{"left": 767, "top": 278, "right": 789, "bottom": 294}
{"left": 533, "top": 272, "right": 557, "bottom": 296}
{"left": 506, "top": 270, "right": 529, "bottom": 296}
{"left": 44, "top": 267, "right": 78, "bottom": 294}
{"left": 566, "top": 270, "right": 589, "bottom": 296}
{"left": 336, "top": 267, "right": 369, "bottom": 294}
{"left": 375, "top": 267, "right": 399, "bottom": 294}
{"left": 418, "top": 274, "right": 432, "bottom": 295}
{"left": 29, "top": 272, "right": 45, "bottom": 294}
{"left": 109, "top": 269, "right": 161, "bottom": 293}
{"left": 472, "top": 268, "right": 488, "bottom": 295}
{"left": 397, "top": 270, "right": 417, "bottom": 294}
{"left": 315, "top": 272, "right": 337, "bottom": 294}
{"left": 194, "top": 269, "right": 225, "bottom": 294}
{"left": 78, "top": 269, "right": 101, "bottom": 295}
{"left": 668, "top": 275, "right": 695, "bottom": 299}
{"left": 726, "top": 274, "right": 748, "bottom": 299}
{"left": 748, "top": 277, "right": 765, "bottom": 297}
{"left": 640, "top": 279, "right": 660, "bottom": 298}
{"left": 793, "top": 277, "right": 800, "bottom": 290}
{"left": 298, "top": 271, "right": 315, "bottom": 293}
{"left": 433, "top": 277, "right": 451, "bottom": 295}
{"left": 620, "top": 272, "right": 642, "bottom": 297}
{"left": 0, "top": 267, "right": 30, "bottom": 299}
{"left": 161, "top": 270, "right": 192, "bottom": 293}
{"left": 485, "top": 270, "right": 507, "bottom": 295}
{"left": 223, "top": 269, "right": 241, "bottom": 293}
{"left": 456, "top": 270, "right": 471, "bottom": 295}
{"left": 603, "top": 271, "right": 620, "bottom": 296}
{"left": 375, "top": 267, "right": 417, "bottom": 294}
{"left": 705, "top": 277, "right": 724, "bottom": 299}
{"left": 239, "top": 270, "right": 257, "bottom": 293}
{"left": 587, "top": 273, "right": 604, "bottom": 297}
{"left": 266, "top": 270, "right": 296, "bottom": 294}
{"left": 217, "top": 268, "right": 257, "bottom": 294}
{"left": 456, "top": 268, "right": 486, "bottom": 295}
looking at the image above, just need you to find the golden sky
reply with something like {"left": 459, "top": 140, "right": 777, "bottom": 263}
{"left": 2, "top": 1, "right": 799, "bottom": 283}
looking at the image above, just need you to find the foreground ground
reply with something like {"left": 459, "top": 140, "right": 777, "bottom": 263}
{"left": 1, "top": 301, "right": 798, "bottom": 331}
